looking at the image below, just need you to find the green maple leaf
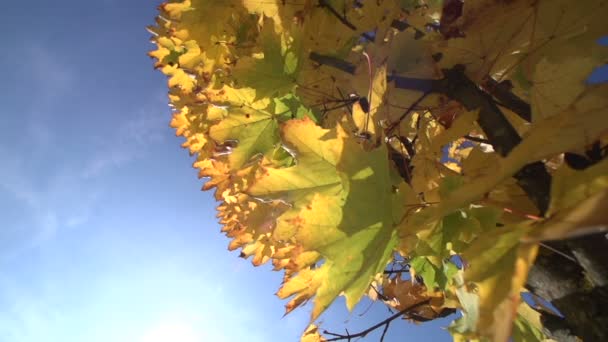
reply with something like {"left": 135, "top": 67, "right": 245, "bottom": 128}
{"left": 233, "top": 17, "right": 299, "bottom": 99}
{"left": 448, "top": 273, "right": 480, "bottom": 337}
{"left": 208, "top": 89, "right": 317, "bottom": 169}
{"left": 209, "top": 105, "right": 280, "bottom": 168}
{"left": 410, "top": 256, "right": 438, "bottom": 288}
{"left": 248, "top": 119, "right": 402, "bottom": 319}
{"left": 273, "top": 93, "right": 319, "bottom": 123}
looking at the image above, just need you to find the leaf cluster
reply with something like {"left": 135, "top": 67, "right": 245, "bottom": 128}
{"left": 149, "top": 0, "right": 608, "bottom": 341}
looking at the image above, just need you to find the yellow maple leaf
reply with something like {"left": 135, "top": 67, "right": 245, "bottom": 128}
{"left": 249, "top": 119, "right": 403, "bottom": 319}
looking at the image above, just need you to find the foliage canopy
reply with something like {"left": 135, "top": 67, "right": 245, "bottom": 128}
{"left": 149, "top": 0, "right": 608, "bottom": 340}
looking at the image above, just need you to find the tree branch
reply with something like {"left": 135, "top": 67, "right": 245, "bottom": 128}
{"left": 383, "top": 269, "right": 409, "bottom": 275}
{"left": 323, "top": 300, "right": 431, "bottom": 341}
{"left": 528, "top": 246, "right": 608, "bottom": 341}
{"left": 437, "top": 66, "right": 522, "bottom": 154}
{"left": 438, "top": 66, "right": 551, "bottom": 214}
{"left": 481, "top": 77, "right": 531, "bottom": 122}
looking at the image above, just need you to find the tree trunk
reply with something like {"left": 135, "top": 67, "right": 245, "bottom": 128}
{"left": 527, "top": 235, "right": 608, "bottom": 341}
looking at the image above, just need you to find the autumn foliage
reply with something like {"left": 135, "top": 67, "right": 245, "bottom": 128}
{"left": 149, "top": 0, "right": 608, "bottom": 341}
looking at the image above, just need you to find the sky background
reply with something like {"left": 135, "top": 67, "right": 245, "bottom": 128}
{"left": 0, "top": 1, "right": 455, "bottom": 341}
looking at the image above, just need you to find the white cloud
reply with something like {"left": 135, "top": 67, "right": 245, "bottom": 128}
{"left": 25, "top": 44, "right": 75, "bottom": 102}
{"left": 0, "top": 101, "right": 168, "bottom": 259}
{"left": 0, "top": 148, "right": 57, "bottom": 259}
{"left": 0, "top": 145, "right": 98, "bottom": 259}
{"left": 11, "top": 43, "right": 78, "bottom": 152}
{"left": 82, "top": 107, "right": 167, "bottom": 179}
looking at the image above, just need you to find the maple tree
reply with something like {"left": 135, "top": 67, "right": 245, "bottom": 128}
{"left": 148, "top": 0, "right": 608, "bottom": 340}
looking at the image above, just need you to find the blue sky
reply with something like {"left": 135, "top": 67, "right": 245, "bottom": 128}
{"left": 0, "top": 1, "right": 456, "bottom": 341}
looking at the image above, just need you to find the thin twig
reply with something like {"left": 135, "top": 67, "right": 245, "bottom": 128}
{"left": 318, "top": 0, "right": 356, "bottom": 30}
{"left": 386, "top": 92, "right": 430, "bottom": 134}
{"left": 370, "top": 285, "right": 390, "bottom": 301}
{"left": 539, "top": 242, "right": 578, "bottom": 263}
{"left": 380, "top": 322, "right": 390, "bottom": 342}
{"left": 383, "top": 268, "right": 409, "bottom": 275}
{"left": 323, "top": 300, "right": 431, "bottom": 341}
{"left": 337, "top": 87, "right": 355, "bottom": 116}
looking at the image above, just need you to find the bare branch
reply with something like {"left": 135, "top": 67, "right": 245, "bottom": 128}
{"left": 386, "top": 92, "right": 430, "bottom": 134}
{"left": 323, "top": 300, "right": 431, "bottom": 341}
{"left": 383, "top": 268, "right": 409, "bottom": 275}
{"left": 380, "top": 322, "right": 390, "bottom": 342}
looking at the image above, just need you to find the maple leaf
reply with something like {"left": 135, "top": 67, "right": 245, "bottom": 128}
{"left": 161, "top": 0, "right": 279, "bottom": 76}
{"left": 208, "top": 103, "right": 280, "bottom": 168}
{"left": 512, "top": 300, "right": 548, "bottom": 342}
{"left": 300, "top": 324, "right": 327, "bottom": 342}
{"left": 232, "top": 17, "right": 300, "bottom": 99}
{"left": 524, "top": 158, "right": 608, "bottom": 243}
{"left": 248, "top": 118, "right": 402, "bottom": 319}
{"left": 436, "top": 0, "right": 608, "bottom": 95}
{"left": 449, "top": 272, "right": 480, "bottom": 338}
{"left": 459, "top": 227, "right": 539, "bottom": 342}
{"left": 402, "top": 83, "right": 608, "bottom": 231}
{"left": 382, "top": 277, "right": 450, "bottom": 322}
